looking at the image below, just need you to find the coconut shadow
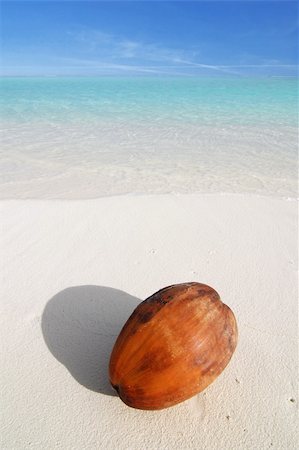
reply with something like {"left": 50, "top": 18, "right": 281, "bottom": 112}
{"left": 41, "top": 285, "right": 140, "bottom": 395}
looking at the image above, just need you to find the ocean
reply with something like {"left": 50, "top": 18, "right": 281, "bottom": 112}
{"left": 0, "top": 76, "right": 297, "bottom": 199}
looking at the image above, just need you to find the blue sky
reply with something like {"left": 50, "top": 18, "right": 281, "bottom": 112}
{"left": 1, "top": 1, "right": 298, "bottom": 76}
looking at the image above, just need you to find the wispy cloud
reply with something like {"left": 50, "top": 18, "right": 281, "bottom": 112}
{"left": 4, "top": 26, "right": 296, "bottom": 77}
{"left": 67, "top": 27, "right": 298, "bottom": 77}
{"left": 56, "top": 57, "right": 196, "bottom": 77}
{"left": 69, "top": 27, "right": 196, "bottom": 67}
{"left": 170, "top": 57, "right": 242, "bottom": 76}
{"left": 118, "top": 40, "right": 141, "bottom": 59}
{"left": 67, "top": 27, "right": 245, "bottom": 75}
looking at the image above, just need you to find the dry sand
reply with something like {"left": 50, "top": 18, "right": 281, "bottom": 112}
{"left": 1, "top": 193, "right": 298, "bottom": 449}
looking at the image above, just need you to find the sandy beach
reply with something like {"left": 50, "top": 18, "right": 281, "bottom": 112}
{"left": 1, "top": 193, "right": 297, "bottom": 449}
{"left": 2, "top": 0, "right": 298, "bottom": 447}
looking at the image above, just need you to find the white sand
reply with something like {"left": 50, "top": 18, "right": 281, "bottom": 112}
{"left": 1, "top": 193, "right": 298, "bottom": 449}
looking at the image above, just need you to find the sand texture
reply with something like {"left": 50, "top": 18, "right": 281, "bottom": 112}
{"left": 1, "top": 194, "right": 298, "bottom": 449}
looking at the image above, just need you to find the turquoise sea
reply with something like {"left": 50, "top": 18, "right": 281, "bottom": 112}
{"left": 1, "top": 76, "right": 297, "bottom": 126}
{"left": 0, "top": 77, "right": 298, "bottom": 198}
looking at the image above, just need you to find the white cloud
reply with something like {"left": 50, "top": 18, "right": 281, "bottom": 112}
{"left": 70, "top": 27, "right": 193, "bottom": 65}
{"left": 63, "top": 27, "right": 297, "bottom": 76}
{"left": 118, "top": 40, "right": 141, "bottom": 58}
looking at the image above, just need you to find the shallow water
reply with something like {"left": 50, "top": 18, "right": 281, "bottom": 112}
{"left": 0, "top": 77, "right": 297, "bottom": 199}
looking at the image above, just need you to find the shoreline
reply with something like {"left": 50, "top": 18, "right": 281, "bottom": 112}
{"left": 0, "top": 190, "right": 297, "bottom": 202}
{"left": 1, "top": 120, "right": 297, "bottom": 201}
